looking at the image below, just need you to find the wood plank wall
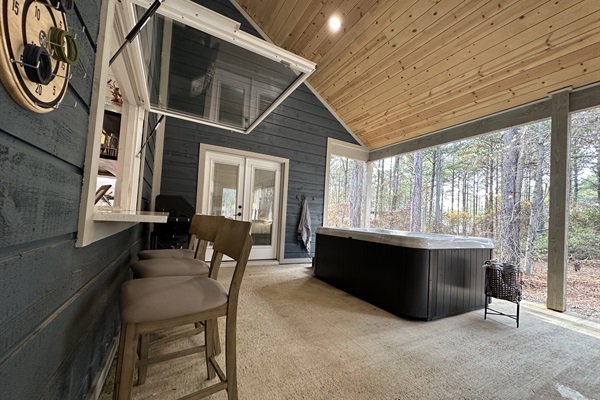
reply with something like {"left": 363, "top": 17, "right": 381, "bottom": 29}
{"left": 0, "top": 0, "right": 152, "bottom": 398}
{"left": 160, "top": 0, "right": 358, "bottom": 260}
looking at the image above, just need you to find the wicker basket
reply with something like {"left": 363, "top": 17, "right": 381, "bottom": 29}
{"left": 484, "top": 261, "right": 522, "bottom": 303}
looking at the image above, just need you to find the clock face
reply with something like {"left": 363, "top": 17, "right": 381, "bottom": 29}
{"left": 0, "top": 0, "right": 70, "bottom": 113}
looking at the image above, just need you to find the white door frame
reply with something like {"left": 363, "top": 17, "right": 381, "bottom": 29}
{"left": 197, "top": 143, "right": 289, "bottom": 261}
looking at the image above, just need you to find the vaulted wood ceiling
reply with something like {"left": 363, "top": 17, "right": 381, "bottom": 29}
{"left": 234, "top": 0, "right": 600, "bottom": 150}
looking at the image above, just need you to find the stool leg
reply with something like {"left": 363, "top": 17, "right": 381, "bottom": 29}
{"left": 116, "top": 323, "right": 138, "bottom": 400}
{"left": 226, "top": 315, "right": 238, "bottom": 400}
{"left": 113, "top": 323, "right": 127, "bottom": 400}
{"left": 212, "top": 322, "right": 221, "bottom": 355}
{"left": 137, "top": 333, "right": 150, "bottom": 384}
{"left": 205, "top": 319, "right": 216, "bottom": 380}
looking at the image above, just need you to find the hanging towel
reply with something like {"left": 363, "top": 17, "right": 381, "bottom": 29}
{"left": 297, "top": 198, "right": 312, "bottom": 253}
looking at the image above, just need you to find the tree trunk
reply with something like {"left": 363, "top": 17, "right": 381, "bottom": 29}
{"left": 411, "top": 151, "right": 423, "bottom": 232}
{"left": 450, "top": 170, "right": 455, "bottom": 212}
{"left": 462, "top": 172, "right": 468, "bottom": 234}
{"left": 349, "top": 160, "right": 364, "bottom": 227}
{"left": 391, "top": 156, "right": 400, "bottom": 210}
{"left": 597, "top": 146, "right": 600, "bottom": 202}
{"left": 500, "top": 128, "right": 522, "bottom": 265}
{"left": 435, "top": 147, "right": 442, "bottom": 232}
{"left": 524, "top": 125, "right": 548, "bottom": 275}
{"left": 486, "top": 147, "right": 494, "bottom": 236}
{"left": 571, "top": 159, "right": 579, "bottom": 201}
{"left": 428, "top": 151, "right": 436, "bottom": 228}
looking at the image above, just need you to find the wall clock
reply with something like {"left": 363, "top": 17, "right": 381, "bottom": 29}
{"left": 0, "top": 0, "right": 72, "bottom": 113}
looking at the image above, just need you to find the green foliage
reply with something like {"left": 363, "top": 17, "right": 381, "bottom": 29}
{"left": 569, "top": 230, "right": 600, "bottom": 259}
{"left": 568, "top": 202, "right": 600, "bottom": 259}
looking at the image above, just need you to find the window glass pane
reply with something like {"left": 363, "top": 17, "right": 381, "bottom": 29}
{"left": 136, "top": 7, "right": 305, "bottom": 131}
{"left": 251, "top": 169, "right": 275, "bottom": 245}
{"left": 210, "top": 163, "right": 239, "bottom": 217}
{"left": 218, "top": 83, "right": 245, "bottom": 126}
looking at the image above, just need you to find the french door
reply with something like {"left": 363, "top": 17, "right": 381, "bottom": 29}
{"left": 202, "top": 151, "right": 282, "bottom": 260}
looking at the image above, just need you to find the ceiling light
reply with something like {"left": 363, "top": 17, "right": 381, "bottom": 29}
{"left": 329, "top": 17, "right": 341, "bottom": 31}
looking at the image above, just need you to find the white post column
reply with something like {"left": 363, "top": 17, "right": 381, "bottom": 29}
{"left": 546, "top": 88, "right": 571, "bottom": 312}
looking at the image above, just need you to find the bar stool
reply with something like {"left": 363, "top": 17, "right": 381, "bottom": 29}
{"left": 131, "top": 214, "right": 225, "bottom": 383}
{"left": 132, "top": 215, "right": 224, "bottom": 278}
{"left": 138, "top": 213, "right": 203, "bottom": 260}
{"left": 114, "top": 218, "right": 252, "bottom": 400}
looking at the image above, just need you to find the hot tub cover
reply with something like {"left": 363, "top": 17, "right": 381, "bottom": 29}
{"left": 316, "top": 227, "right": 494, "bottom": 249}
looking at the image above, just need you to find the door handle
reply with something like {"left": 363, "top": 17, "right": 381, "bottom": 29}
{"left": 237, "top": 212, "right": 242, "bottom": 216}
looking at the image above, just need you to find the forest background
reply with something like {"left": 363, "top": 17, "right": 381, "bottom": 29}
{"left": 328, "top": 107, "right": 599, "bottom": 318}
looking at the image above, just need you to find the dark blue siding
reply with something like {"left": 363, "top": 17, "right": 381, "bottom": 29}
{"left": 161, "top": 83, "right": 357, "bottom": 259}
{"left": 0, "top": 1, "right": 150, "bottom": 399}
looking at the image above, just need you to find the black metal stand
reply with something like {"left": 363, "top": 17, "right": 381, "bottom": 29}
{"left": 484, "top": 296, "right": 521, "bottom": 328}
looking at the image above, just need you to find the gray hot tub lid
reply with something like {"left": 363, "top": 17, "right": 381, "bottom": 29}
{"left": 316, "top": 227, "right": 494, "bottom": 249}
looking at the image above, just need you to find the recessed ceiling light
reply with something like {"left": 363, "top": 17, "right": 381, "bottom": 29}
{"left": 329, "top": 17, "right": 341, "bottom": 31}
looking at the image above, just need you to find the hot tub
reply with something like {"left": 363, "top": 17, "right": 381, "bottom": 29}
{"left": 314, "top": 227, "right": 494, "bottom": 320}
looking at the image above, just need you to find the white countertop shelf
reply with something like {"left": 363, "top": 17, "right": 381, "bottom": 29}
{"left": 93, "top": 208, "right": 169, "bottom": 223}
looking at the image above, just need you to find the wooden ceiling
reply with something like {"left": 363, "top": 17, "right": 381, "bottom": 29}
{"left": 234, "top": 0, "right": 600, "bottom": 150}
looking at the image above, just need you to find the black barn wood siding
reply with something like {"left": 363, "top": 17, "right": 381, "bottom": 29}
{"left": 0, "top": 1, "right": 150, "bottom": 399}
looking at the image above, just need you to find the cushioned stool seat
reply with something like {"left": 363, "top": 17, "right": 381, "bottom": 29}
{"left": 131, "top": 258, "right": 209, "bottom": 278}
{"left": 121, "top": 276, "right": 228, "bottom": 324}
{"left": 137, "top": 248, "right": 195, "bottom": 260}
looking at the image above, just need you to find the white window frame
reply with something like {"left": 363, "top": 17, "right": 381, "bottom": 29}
{"left": 76, "top": 0, "right": 166, "bottom": 247}
{"left": 122, "top": 0, "right": 315, "bottom": 134}
{"left": 324, "top": 138, "right": 371, "bottom": 228}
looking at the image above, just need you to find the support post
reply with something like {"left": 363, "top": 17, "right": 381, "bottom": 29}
{"left": 546, "top": 88, "right": 571, "bottom": 312}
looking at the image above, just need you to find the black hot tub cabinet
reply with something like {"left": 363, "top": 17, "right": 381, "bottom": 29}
{"left": 314, "top": 227, "right": 494, "bottom": 320}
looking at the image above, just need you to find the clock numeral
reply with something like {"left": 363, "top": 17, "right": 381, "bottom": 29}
{"left": 34, "top": 6, "right": 41, "bottom": 21}
{"left": 12, "top": 0, "right": 19, "bottom": 15}
{"left": 35, "top": 84, "right": 43, "bottom": 95}
{"left": 53, "top": 85, "right": 56, "bottom": 95}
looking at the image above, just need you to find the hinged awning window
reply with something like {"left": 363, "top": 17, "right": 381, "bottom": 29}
{"left": 124, "top": 0, "right": 316, "bottom": 133}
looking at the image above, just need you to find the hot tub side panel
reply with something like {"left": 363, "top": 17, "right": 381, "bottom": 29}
{"left": 428, "top": 248, "right": 492, "bottom": 320}
{"left": 314, "top": 233, "right": 430, "bottom": 319}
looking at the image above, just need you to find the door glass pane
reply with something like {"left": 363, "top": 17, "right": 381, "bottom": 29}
{"left": 218, "top": 83, "right": 245, "bottom": 126}
{"left": 211, "top": 162, "right": 239, "bottom": 217}
{"left": 251, "top": 169, "right": 276, "bottom": 245}
{"left": 135, "top": 5, "right": 312, "bottom": 133}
